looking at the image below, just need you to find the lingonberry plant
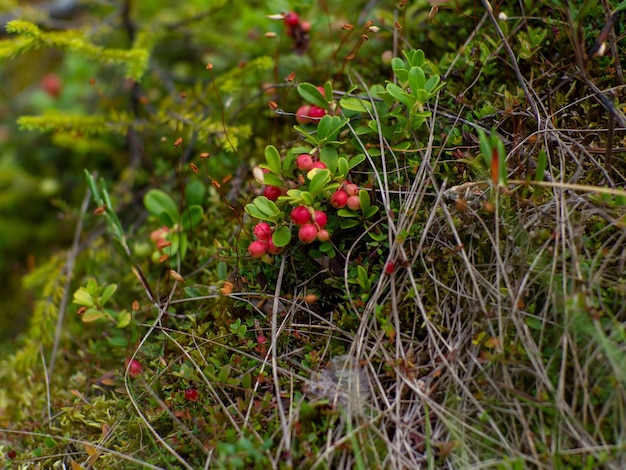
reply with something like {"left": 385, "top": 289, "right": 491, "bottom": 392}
{"left": 243, "top": 81, "right": 381, "bottom": 263}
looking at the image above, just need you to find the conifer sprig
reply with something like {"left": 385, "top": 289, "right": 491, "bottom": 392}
{"left": 3, "top": 20, "right": 149, "bottom": 81}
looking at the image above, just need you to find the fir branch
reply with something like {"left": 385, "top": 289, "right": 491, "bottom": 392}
{"left": 4, "top": 19, "right": 150, "bottom": 80}
{"left": 17, "top": 114, "right": 128, "bottom": 135}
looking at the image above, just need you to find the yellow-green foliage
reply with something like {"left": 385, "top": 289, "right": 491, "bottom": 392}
{"left": 7, "top": 255, "right": 66, "bottom": 373}
{"left": 17, "top": 114, "right": 128, "bottom": 136}
{"left": 2, "top": 20, "right": 149, "bottom": 81}
{"left": 216, "top": 55, "right": 274, "bottom": 94}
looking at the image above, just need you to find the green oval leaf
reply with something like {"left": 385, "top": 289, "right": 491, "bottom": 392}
{"left": 261, "top": 172, "right": 284, "bottom": 187}
{"left": 320, "top": 146, "right": 338, "bottom": 174}
{"left": 182, "top": 205, "right": 203, "bottom": 231}
{"left": 144, "top": 189, "right": 179, "bottom": 227}
{"left": 339, "top": 97, "right": 372, "bottom": 113}
{"left": 337, "top": 208, "right": 359, "bottom": 218}
{"left": 73, "top": 288, "right": 94, "bottom": 307}
{"left": 307, "top": 169, "right": 331, "bottom": 196}
{"left": 116, "top": 310, "right": 132, "bottom": 328}
{"left": 101, "top": 284, "right": 117, "bottom": 306}
{"left": 185, "top": 180, "right": 206, "bottom": 206}
{"left": 408, "top": 66, "right": 426, "bottom": 92}
{"left": 82, "top": 308, "right": 106, "bottom": 322}
{"left": 338, "top": 157, "right": 349, "bottom": 178}
{"left": 272, "top": 226, "right": 292, "bottom": 247}
{"left": 264, "top": 145, "right": 282, "bottom": 174}
{"left": 358, "top": 189, "right": 371, "bottom": 212}
{"left": 348, "top": 153, "right": 366, "bottom": 169}
{"left": 297, "top": 83, "right": 328, "bottom": 108}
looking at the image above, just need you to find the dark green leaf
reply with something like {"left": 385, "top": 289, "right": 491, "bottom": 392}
{"left": 297, "top": 82, "right": 328, "bottom": 108}
{"left": 320, "top": 146, "right": 338, "bottom": 174}
{"left": 181, "top": 205, "right": 203, "bottom": 231}
{"left": 185, "top": 180, "right": 206, "bottom": 206}
{"left": 144, "top": 189, "right": 179, "bottom": 227}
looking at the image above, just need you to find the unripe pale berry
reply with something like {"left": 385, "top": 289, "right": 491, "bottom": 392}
{"left": 345, "top": 183, "right": 359, "bottom": 196}
{"left": 330, "top": 190, "right": 348, "bottom": 208}
{"left": 295, "top": 105, "right": 313, "bottom": 125}
{"left": 314, "top": 210, "right": 327, "bottom": 228}
{"left": 347, "top": 195, "right": 361, "bottom": 210}
{"left": 296, "top": 154, "right": 314, "bottom": 171}
{"left": 298, "top": 223, "right": 318, "bottom": 244}
{"left": 253, "top": 222, "right": 272, "bottom": 241}
{"left": 248, "top": 240, "right": 268, "bottom": 258}
{"left": 317, "top": 229, "right": 330, "bottom": 242}
{"left": 263, "top": 185, "right": 282, "bottom": 201}
{"left": 290, "top": 205, "right": 311, "bottom": 225}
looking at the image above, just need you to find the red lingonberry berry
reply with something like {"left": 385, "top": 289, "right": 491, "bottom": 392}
{"left": 298, "top": 223, "right": 318, "bottom": 244}
{"left": 267, "top": 238, "right": 284, "bottom": 255}
{"left": 317, "top": 229, "right": 330, "bottom": 242}
{"left": 296, "top": 154, "right": 314, "bottom": 171}
{"left": 253, "top": 222, "right": 272, "bottom": 241}
{"left": 384, "top": 261, "right": 396, "bottom": 274}
{"left": 263, "top": 185, "right": 282, "bottom": 201}
{"left": 308, "top": 105, "right": 326, "bottom": 119}
{"left": 284, "top": 11, "right": 300, "bottom": 27}
{"left": 41, "top": 73, "right": 62, "bottom": 98}
{"left": 314, "top": 210, "right": 327, "bottom": 228}
{"left": 311, "top": 161, "right": 327, "bottom": 169}
{"left": 185, "top": 388, "right": 199, "bottom": 401}
{"left": 7, "top": 450, "right": 17, "bottom": 459}
{"left": 248, "top": 240, "right": 268, "bottom": 258}
{"left": 345, "top": 183, "right": 359, "bottom": 196}
{"left": 330, "top": 190, "right": 348, "bottom": 208}
{"left": 290, "top": 205, "right": 311, "bottom": 225}
{"left": 125, "top": 358, "right": 143, "bottom": 377}
{"left": 347, "top": 195, "right": 361, "bottom": 210}
{"left": 295, "top": 105, "right": 312, "bottom": 125}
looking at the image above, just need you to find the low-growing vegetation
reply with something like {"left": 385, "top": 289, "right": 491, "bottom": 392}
{"left": 1, "top": 1, "right": 625, "bottom": 469}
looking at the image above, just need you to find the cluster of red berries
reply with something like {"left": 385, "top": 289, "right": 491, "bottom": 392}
{"left": 295, "top": 103, "right": 327, "bottom": 125}
{"left": 248, "top": 222, "right": 284, "bottom": 258}
{"left": 283, "top": 11, "right": 311, "bottom": 54}
{"left": 330, "top": 183, "right": 361, "bottom": 210}
{"left": 262, "top": 154, "right": 327, "bottom": 202}
{"left": 295, "top": 86, "right": 340, "bottom": 125}
{"left": 290, "top": 205, "right": 329, "bottom": 244}
{"left": 283, "top": 11, "right": 310, "bottom": 35}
